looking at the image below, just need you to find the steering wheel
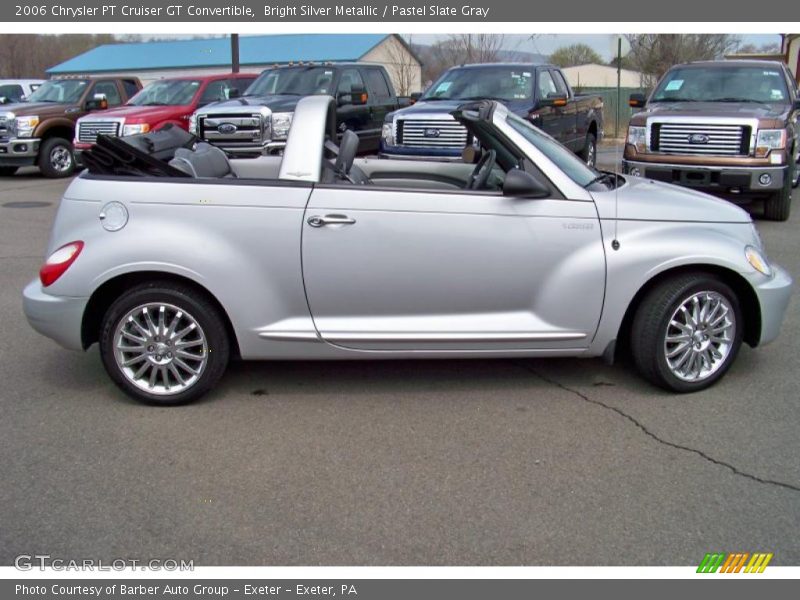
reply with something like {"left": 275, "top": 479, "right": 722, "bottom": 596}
{"left": 467, "top": 149, "right": 497, "bottom": 190}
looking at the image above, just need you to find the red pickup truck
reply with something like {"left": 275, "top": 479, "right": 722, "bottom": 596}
{"left": 74, "top": 73, "right": 256, "bottom": 158}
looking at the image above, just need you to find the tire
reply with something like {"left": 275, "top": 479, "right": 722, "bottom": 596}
{"left": 792, "top": 158, "right": 799, "bottom": 189}
{"left": 38, "top": 137, "right": 75, "bottom": 178}
{"left": 579, "top": 131, "right": 597, "bottom": 167}
{"left": 99, "top": 281, "right": 230, "bottom": 405}
{"left": 763, "top": 170, "right": 792, "bottom": 221}
{"left": 0, "top": 166, "right": 18, "bottom": 176}
{"left": 630, "top": 273, "right": 743, "bottom": 393}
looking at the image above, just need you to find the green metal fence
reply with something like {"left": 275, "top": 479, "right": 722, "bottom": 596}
{"left": 575, "top": 86, "right": 647, "bottom": 139}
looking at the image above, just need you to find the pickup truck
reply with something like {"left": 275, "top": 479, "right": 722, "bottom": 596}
{"left": 0, "top": 76, "right": 141, "bottom": 178}
{"left": 191, "top": 62, "right": 411, "bottom": 156}
{"left": 623, "top": 59, "right": 800, "bottom": 221}
{"left": 380, "top": 63, "right": 604, "bottom": 166}
{"left": 74, "top": 73, "right": 256, "bottom": 160}
{"left": 0, "top": 79, "right": 44, "bottom": 104}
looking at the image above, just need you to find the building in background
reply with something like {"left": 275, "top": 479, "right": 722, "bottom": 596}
{"left": 783, "top": 34, "right": 799, "bottom": 81}
{"left": 46, "top": 34, "right": 423, "bottom": 94}
{"left": 561, "top": 64, "right": 644, "bottom": 90}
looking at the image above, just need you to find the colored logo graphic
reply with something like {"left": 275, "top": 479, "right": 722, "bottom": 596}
{"left": 697, "top": 552, "right": 773, "bottom": 573}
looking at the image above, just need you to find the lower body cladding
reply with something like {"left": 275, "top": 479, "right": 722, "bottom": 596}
{"left": 0, "top": 137, "right": 39, "bottom": 166}
{"left": 622, "top": 159, "right": 786, "bottom": 198}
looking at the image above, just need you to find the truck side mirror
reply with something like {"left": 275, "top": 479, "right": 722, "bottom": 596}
{"left": 85, "top": 93, "right": 108, "bottom": 110}
{"left": 503, "top": 169, "right": 550, "bottom": 199}
{"left": 338, "top": 84, "right": 368, "bottom": 106}
{"left": 410, "top": 92, "right": 421, "bottom": 104}
{"left": 629, "top": 93, "right": 646, "bottom": 108}
{"left": 538, "top": 92, "right": 568, "bottom": 108}
{"left": 227, "top": 88, "right": 240, "bottom": 99}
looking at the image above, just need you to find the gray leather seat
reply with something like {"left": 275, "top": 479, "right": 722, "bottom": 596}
{"left": 168, "top": 143, "right": 235, "bottom": 178}
{"left": 334, "top": 130, "right": 371, "bottom": 185}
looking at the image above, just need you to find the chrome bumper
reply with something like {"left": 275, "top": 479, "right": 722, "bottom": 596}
{"left": 219, "top": 140, "right": 286, "bottom": 156}
{"left": 750, "top": 265, "right": 793, "bottom": 346}
{"left": 23, "top": 279, "right": 88, "bottom": 351}
{"left": 0, "top": 137, "right": 40, "bottom": 163}
{"left": 622, "top": 160, "right": 788, "bottom": 192}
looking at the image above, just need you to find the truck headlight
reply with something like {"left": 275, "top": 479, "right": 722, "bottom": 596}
{"left": 122, "top": 123, "right": 150, "bottom": 137}
{"left": 271, "top": 112, "right": 293, "bottom": 140}
{"left": 626, "top": 126, "right": 646, "bottom": 153}
{"left": 189, "top": 113, "right": 198, "bottom": 135}
{"left": 15, "top": 115, "right": 39, "bottom": 138}
{"left": 755, "top": 129, "right": 786, "bottom": 158}
{"left": 745, "top": 245, "right": 772, "bottom": 277}
{"left": 381, "top": 122, "right": 395, "bottom": 146}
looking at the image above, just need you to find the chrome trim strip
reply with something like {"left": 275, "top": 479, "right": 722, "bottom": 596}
{"left": 323, "top": 331, "right": 587, "bottom": 343}
{"left": 258, "top": 331, "right": 321, "bottom": 342}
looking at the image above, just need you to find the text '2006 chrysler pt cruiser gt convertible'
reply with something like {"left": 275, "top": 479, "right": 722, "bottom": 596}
{"left": 23, "top": 96, "right": 792, "bottom": 405}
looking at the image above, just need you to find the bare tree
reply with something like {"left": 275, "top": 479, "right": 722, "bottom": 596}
{"left": 624, "top": 34, "right": 741, "bottom": 89}
{"left": 418, "top": 34, "right": 505, "bottom": 83}
{"left": 0, "top": 34, "right": 116, "bottom": 78}
{"left": 384, "top": 35, "right": 419, "bottom": 96}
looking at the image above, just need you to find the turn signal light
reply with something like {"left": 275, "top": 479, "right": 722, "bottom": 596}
{"left": 39, "top": 241, "right": 84, "bottom": 287}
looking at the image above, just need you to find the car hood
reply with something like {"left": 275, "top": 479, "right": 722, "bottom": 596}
{"left": 1, "top": 101, "right": 76, "bottom": 117}
{"left": 199, "top": 94, "right": 300, "bottom": 113}
{"left": 592, "top": 175, "right": 751, "bottom": 223}
{"left": 631, "top": 101, "right": 791, "bottom": 125}
{"left": 87, "top": 104, "right": 190, "bottom": 122}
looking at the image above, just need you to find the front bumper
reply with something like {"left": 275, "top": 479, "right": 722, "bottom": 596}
{"left": 622, "top": 159, "right": 787, "bottom": 194}
{"left": 217, "top": 140, "right": 286, "bottom": 157}
{"left": 751, "top": 265, "right": 793, "bottom": 346}
{"left": 380, "top": 141, "right": 462, "bottom": 161}
{"left": 0, "top": 137, "right": 40, "bottom": 166}
{"left": 23, "top": 279, "right": 88, "bottom": 351}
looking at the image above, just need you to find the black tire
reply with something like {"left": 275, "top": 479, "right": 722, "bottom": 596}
{"left": 763, "top": 162, "right": 793, "bottom": 221}
{"left": 0, "top": 166, "right": 18, "bottom": 176}
{"left": 579, "top": 131, "right": 597, "bottom": 167}
{"left": 99, "top": 281, "right": 230, "bottom": 405}
{"left": 630, "top": 273, "right": 743, "bottom": 393}
{"left": 38, "top": 136, "right": 75, "bottom": 178}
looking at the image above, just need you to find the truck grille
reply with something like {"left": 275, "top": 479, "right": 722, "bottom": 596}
{"left": 198, "top": 113, "right": 266, "bottom": 151}
{"left": 78, "top": 120, "right": 121, "bottom": 143}
{"left": 651, "top": 123, "right": 749, "bottom": 156}
{"left": 0, "top": 115, "right": 9, "bottom": 141}
{"left": 397, "top": 119, "right": 468, "bottom": 149}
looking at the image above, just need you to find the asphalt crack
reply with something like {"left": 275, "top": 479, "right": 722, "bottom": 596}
{"left": 513, "top": 361, "right": 800, "bottom": 494}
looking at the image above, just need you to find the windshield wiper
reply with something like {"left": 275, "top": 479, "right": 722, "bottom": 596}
{"left": 706, "top": 97, "right": 767, "bottom": 104}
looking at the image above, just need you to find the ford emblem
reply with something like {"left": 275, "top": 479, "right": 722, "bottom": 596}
{"left": 688, "top": 133, "right": 710, "bottom": 144}
{"left": 423, "top": 128, "right": 440, "bottom": 138}
{"left": 218, "top": 122, "right": 238, "bottom": 135}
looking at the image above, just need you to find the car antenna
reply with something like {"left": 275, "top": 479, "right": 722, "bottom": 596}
{"left": 612, "top": 137, "right": 621, "bottom": 251}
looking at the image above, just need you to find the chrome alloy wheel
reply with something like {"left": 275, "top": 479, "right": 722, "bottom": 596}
{"left": 113, "top": 303, "right": 208, "bottom": 396}
{"left": 585, "top": 140, "right": 596, "bottom": 167}
{"left": 664, "top": 291, "right": 735, "bottom": 383}
{"left": 50, "top": 145, "right": 73, "bottom": 173}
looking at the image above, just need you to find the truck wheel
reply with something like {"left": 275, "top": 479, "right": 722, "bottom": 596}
{"left": 630, "top": 273, "right": 742, "bottom": 393}
{"left": 763, "top": 171, "right": 792, "bottom": 221}
{"left": 38, "top": 137, "right": 75, "bottom": 178}
{"left": 99, "top": 282, "right": 231, "bottom": 406}
{"left": 580, "top": 132, "right": 597, "bottom": 167}
{"left": 0, "top": 167, "right": 18, "bottom": 176}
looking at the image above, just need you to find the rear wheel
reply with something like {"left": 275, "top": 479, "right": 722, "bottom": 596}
{"left": 0, "top": 166, "right": 18, "bottom": 176}
{"left": 580, "top": 132, "right": 597, "bottom": 167}
{"left": 38, "top": 137, "right": 75, "bottom": 178}
{"left": 630, "top": 274, "right": 743, "bottom": 393}
{"left": 99, "top": 282, "right": 230, "bottom": 405}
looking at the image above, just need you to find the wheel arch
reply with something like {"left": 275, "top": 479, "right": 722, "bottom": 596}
{"left": 81, "top": 270, "right": 241, "bottom": 358}
{"left": 35, "top": 120, "right": 75, "bottom": 142}
{"left": 614, "top": 264, "right": 761, "bottom": 360}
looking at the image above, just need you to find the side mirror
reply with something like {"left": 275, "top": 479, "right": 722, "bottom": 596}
{"left": 410, "top": 92, "right": 421, "bottom": 104}
{"left": 227, "top": 88, "right": 241, "bottom": 99}
{"left": 794, "top": 96, "right": 800, "bottom": 110}
{"left": 539, "top": 92, "right": 568, "bottom": 108}
{"left": 629, "top": 93, "right": 646, "bottom": 108}
{"left": 85, "top": 93, "right": 108, "bottom": 110}
{"left": 503, "top": 169, "right": 550, "bottom": 199}
{"left": 0, "top": 97, "right": 8, "bottom": 105}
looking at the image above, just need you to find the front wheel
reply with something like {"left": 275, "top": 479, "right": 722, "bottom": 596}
{"left": 99, "top": 282, "right": 230, "bottom": 405}
{"left": 579, "top": 132, "right": 597, "bottom": 167}
{"left": 630, "top": 274, "right": 743, "bottom": 393}
{"left": 763, "top": 172, "right": 792, "bottom": 221}
{"left": 38, "top": 137, "right": 75, "bottom": 178}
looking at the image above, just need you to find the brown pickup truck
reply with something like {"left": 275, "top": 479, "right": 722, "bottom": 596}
{"left": 0, "top": 76, "right": 141, "bottom": 178}
{"left": 623, "top": 60, "right": 800, "bottom": 221}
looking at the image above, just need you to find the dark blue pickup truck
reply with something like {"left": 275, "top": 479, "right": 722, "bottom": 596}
{"left": 381, "top": 63, "right": 604, "bottom": 165}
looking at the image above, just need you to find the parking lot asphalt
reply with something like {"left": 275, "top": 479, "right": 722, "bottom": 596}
{"left": 1, "top": 166, "right": 798, "bottom": 566}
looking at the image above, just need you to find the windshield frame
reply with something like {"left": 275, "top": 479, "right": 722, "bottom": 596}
{"left": 126, "top": 79, "right": 203, "bottom": 107}
{"left": 422, "top": 66, "right": 535, "bottom": 103}
{"left": 26, "top": 79, "right": 90, "bottom": 104}
{"left": 651, "top": 65, "right": 791, "bottom": 104}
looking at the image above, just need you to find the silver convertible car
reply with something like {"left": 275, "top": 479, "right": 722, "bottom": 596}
{"left": 23, "top": 96, "right": 792, "bottom": 405}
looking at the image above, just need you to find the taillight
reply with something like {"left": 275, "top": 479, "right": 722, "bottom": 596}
{"left": 39, "top": 241, "right": 84, "bottom": 287}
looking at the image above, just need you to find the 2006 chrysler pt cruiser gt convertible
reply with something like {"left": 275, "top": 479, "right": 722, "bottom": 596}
{"left": 23, "top": 96, "right": 792, "bottom": 405}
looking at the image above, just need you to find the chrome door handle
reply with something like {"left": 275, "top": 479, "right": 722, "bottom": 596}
{"left": 307, "top": 214, "right": 356, "bottom": 227}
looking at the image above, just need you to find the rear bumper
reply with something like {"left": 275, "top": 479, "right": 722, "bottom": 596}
{"left": 22, "top": 279, "right": 87, "bottom": 351}
{"left": 0, "top": 137, "right": 39, "bottom": 166}
{"left": 622, "top": 159, "right": 788, "bottom": 194}
{"left": 751, "top": 265, "right": 793, "bottom": 346}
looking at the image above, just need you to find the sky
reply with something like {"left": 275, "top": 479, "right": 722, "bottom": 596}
{"left": 402, "top": 33, "right": 783, "bottom": 61}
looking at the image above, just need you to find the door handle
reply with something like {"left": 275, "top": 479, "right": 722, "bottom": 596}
{"left": 307, "top": 214, "right": 356, "bottom": 227}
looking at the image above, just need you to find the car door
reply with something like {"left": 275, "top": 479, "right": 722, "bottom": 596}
{"left": 335, "top": 68, "right": 372, "bottom": 148}
{"left": 534, "top": 69, "right": 564, "bottom": 142}
{"left": 361, "top": 68, "right": 394, "bottom": 152}
{"left": 301, "top": 184, "right": 605, "bottom": 352}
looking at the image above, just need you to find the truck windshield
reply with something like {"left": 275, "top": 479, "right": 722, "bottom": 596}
{"left": 128, "top": 80, "right": 202, "bottom": 106}
{"left": 505, "top": 112, "right": 600, "bottom": 188}
{"left": 244, "top": 67, "right": 335, "bottom": 97}
{"left": 651, "top": 66, "right": 790, "bottom": 104}
{"left": 422, "top": 67, "right": 533, "bottom": 102}
{"left": 26, "top": 80, "right": 89, "bottom": 103}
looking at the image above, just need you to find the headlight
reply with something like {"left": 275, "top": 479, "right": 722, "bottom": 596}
{"left": 189, "top": 113, "right": 198, "bottom": 135}
{"left": 755, "top": 129, "right": 786, "bottom": 158}
{"left": 271, "top": 112, "right": 293, "bottom": 140}
{"left": 122, "top": 123, "right": 150, "bottom": 137}
{"left": 745, "top": 245, "right": 772, "bottom": 277}
{"left": 15, "top": 115, "right": 39, "bottom": 138}
{"left": 381, "top": 122, "right": 395, "bottom": 146}
{"left": 626, "top": 126, "right": 646, "bottom": 153}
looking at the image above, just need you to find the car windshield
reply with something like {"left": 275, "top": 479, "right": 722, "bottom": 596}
{"left": 244, "top": 67, "right": 335, "bottom": 97}
{"left": 505, "top": 112, "right": 600, "bottom": 188}
{"left": 128, "top": 79, "right": 202, "bottom": 106}
{"left": 26, "top": 79, "right": 89, "bottom": 103}
{"left": 422, "top": 67, "right": 533, "bottom": 102}
{"left": 651, "top": 65, "right": 790, "bottom": 104}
